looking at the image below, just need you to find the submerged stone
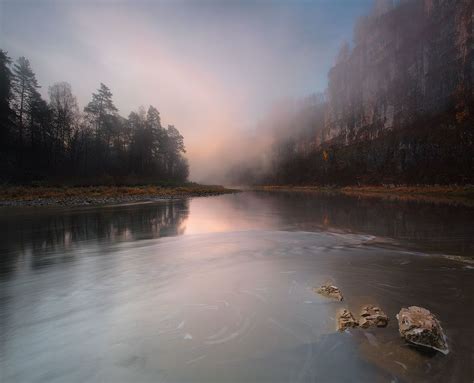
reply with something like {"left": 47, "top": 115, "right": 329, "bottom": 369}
{"left": 359, "top": 305, "right": 389, "bottom": 328}
{"left": 315, "top": 284, "right": 343, "bottom": 301}
{"left": 338, "top": 309, "right": 359, "bottom": 331}
{"left": 397, "top": 306, "right": 449, "bottom": 354}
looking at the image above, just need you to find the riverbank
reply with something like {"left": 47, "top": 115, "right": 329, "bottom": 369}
{"left": 254, "top": 185, "right": 474, "bottom": 207}
{"left": 0, "top": 184, "right": 238, "bottom": 207}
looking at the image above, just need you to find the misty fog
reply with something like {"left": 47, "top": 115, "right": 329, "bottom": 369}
{"left": 0, "top": 0, "right": 373, "bottom": 182}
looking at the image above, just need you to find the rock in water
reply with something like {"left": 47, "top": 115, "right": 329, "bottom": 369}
{"left": 338, "top": 309, "right": 359, "bottom": 331}
{"left": 315, "top": 284, "right": 343, "bottom": 301}
{"left": 397, "top": 306, "right": 449, "bottom": 354}
{"left": 359, "top": 305, "right": 389, "bottom": 328}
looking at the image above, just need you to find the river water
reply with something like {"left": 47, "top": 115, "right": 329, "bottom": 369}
{"left": 0, "top": 191, "right": 473, "bottom": 382}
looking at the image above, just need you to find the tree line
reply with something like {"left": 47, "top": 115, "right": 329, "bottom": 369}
{"left": 0, "top": 50, "right": 189, "bottom": 184}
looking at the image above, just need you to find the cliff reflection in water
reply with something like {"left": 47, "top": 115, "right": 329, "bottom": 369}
{"left": 251, "top": 192, "right": 474, "bottom": 256}
{"left": 185, "top": 192, "right": 474, "bottom": 257}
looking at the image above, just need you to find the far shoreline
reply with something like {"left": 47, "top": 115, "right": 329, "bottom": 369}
{"left": 0, "top": 184, "right": 239, "bottom": 208}
{"left": 253, "top": 185, "right": 474, "bottom": 207}
{"left": 3, "top": 184, "right": 474, "bottom": 208}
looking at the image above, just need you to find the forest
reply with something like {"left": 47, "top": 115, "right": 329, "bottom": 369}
{"left": 230, "top": 0, "right": 473, "bottom": 186}
{"left": 0, "top": 51, "right": 189, "bottom": 184}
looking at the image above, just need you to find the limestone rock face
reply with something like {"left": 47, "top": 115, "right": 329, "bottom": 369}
{"left": 324, "top": 0, "right": 473, "bottom": 146}
{"left": 337, "top": 309, "right": 359, "bottom": 331}
{"left": 315, "top": 284, "right": 343, "bottom": 301}
{"left": 397, "top": 306, "right": 449, "bottom": 354}
{"left": 359, "top": 305, "right": 389, "bottom": 328}
{"left": 271, "top": 0, "right": 474, "bottom": 186}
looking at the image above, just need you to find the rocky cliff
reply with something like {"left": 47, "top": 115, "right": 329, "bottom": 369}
{"left": 322, "top": 0, "right": 472, "bottom": 146}
{"left": 261, "top": 0, "right": 474, "bottom": 185}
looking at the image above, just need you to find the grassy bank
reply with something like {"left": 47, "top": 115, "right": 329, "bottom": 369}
{"left": 0, "top": 184, "right": 238, "bottom": 207}
{"left": 254, "top": 185, "right": 474, "bottom": 206}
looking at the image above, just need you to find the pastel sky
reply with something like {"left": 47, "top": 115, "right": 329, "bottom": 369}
{"left": 0, "top": 0, "right": 373, "bottom": 181}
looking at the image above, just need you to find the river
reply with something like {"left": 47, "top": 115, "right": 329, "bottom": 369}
{"left": 0, "top": 191, "right": 473, "bottom": 382}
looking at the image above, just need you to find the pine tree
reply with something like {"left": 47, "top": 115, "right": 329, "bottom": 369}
{"left": 163, "top": 124, "right": 186, "bottom": 178}
{"left": 146, "top": 105, "right": 163, "bottom": 169}
{"left": 0, "top": 50, "right": 13, "bottom": 148}
{"left": 84, "top": 83, "right": 119, "bottom": 170}
{"left": 11, "top": 56, "right": 40, "bottom": 147}
{"left": 84, "top": 83, "right": 117, "bottom": 138}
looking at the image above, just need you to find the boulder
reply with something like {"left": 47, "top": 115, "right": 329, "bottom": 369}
{"left": 359, "top": 305, "right": 389, "bottom": 328}
{"left": 315, "top": 284, "right": 343, "bottom": 301}
{"left": 338, "top": 309, "right": 359, "bottom": 331}
{"left": 397, "top": 306, "right": 448, "bottom": 354}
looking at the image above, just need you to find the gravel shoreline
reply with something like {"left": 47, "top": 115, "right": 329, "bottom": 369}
{"left": 0, "top": 191, "right": 234, "bottom": 208}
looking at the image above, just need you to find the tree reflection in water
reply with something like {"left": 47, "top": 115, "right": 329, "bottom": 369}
{"left": 0, "top": 200, "right": 189, "bottom": 276}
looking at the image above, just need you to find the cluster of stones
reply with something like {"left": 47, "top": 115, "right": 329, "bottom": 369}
{"left": 337, "top": 309, "right": 359, "bottom": 331}
{"left": 315, "top": 283, "right": 448, "bottom": 355}
{"left": 359, "top": 305, "right": 389, "bottom": 328}
{"left": 336, "top": 305, "right": 389, "bottom": 332}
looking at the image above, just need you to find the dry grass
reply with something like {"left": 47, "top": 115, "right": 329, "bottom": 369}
{"left": 254, "top": 185, "right": 474, "bottom": 206}
{"left": 0, "top": 184, "right": 237, "bottom": 201}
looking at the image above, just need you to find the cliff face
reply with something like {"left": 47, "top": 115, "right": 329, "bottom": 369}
{"left": 233, "top": 0, "right": 473, "bottom": 185}
{"left": 266, "top": 0, "right": 474, "bottom": 185}
{"left": 322, "top": 0, "right": 473, "bottom": 146}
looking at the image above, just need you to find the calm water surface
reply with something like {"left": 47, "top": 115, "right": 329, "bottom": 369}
{"left": 0, "top": 192, "right": 473, "bottom": 382}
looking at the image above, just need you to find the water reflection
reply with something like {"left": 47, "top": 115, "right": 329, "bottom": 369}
{"left": 0, "top": 200, "right": 189, "bottom": 276}
{"left": 0, "top": 193, "right": 473, "bottom": 382}
{"left": 1, "top": 191, "right": 473, "bottom": 278}
{"left": 185, "top": 192, "right": 474, "bottom": 256}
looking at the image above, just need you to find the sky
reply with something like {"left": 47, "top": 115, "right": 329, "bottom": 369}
{"left": 0, "top": 0, "right": 373, "bottom": 181}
